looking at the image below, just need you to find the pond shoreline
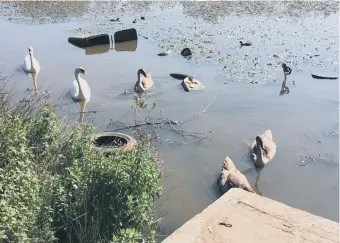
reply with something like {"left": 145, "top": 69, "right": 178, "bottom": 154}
{"left": 0, "top": 1, "right": 338, "bottom": 242}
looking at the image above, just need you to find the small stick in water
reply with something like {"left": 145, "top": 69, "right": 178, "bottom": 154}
{"left": 240, "top": 41, "right": 252, "bottom": 47}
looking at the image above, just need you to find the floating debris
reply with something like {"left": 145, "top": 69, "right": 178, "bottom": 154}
{"left": 311, "top": 72, "right": 338, "bottom": 80}
{"left": 181, "top": 47, "right": 192, "bottom": 57}
{"left": 240, "top": 41, "right": 252, "bottom": 47}
{"left": 109, "top": 18, "right": 120, "bottom": 22}
{"left": 158, "top": 51, "right": 171, "bottom": 56}
{"left": 182, "top": 76, "right": 205, "bottom": 92}
{"left": 282, "top": 63, "right": 292, "bottom": 75}
{"left": 68, "top": 34, "right": 111, "bottom": 48}
{"left": 170, "top": 73, "right": 193, "bottom": 80}
{"left": 137, "top": 34, "right": 148, "bottom": 40}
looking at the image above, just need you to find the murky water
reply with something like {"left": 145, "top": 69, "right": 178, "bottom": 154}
{"left": 0, "top": 1, "right": 339, "bottom": 241}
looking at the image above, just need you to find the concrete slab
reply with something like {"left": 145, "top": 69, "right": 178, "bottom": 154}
{"left": 162, "top": 189, "right": 339, "bottom": 243}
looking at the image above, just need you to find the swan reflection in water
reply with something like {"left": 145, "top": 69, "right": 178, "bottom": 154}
{"left": 279, "top": 63, "right": 292, "bottom": 96}
{"left": 241, "top": 166, "right": 264, "bottom": 196}
{"left": 77, "top": 99, "right": 87, "bottom": 124}
{"left": 254, "top": 168, "right": 264, "bottom": 196}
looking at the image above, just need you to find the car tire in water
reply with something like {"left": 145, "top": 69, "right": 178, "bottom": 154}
{"left": 91, "top": 132, "right": 137, "bottom": 153}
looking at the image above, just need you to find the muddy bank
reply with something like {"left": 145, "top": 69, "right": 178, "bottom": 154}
{"left": 1, "top": 1, "right": 339, "bottom": 83}
{"left": 1, "top": 1, "right": 338, "bottom": 22}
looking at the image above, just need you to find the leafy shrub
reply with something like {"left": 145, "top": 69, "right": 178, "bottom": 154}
{"left": 0, "top": 83, "right": 162, "bottom": 243}
{"left": 0, "top": 112, "right": 55, "bottom": 243}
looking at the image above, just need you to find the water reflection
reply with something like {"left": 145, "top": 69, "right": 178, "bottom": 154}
{"left": 84, "top": 44, "right": 110, "bottom": 55}
{"left": 254, "top": 168, "right": 264, "bottom": 196}
{"left": 31, "top": 72, "right": 38, "bottom": 95}
{"left": 80, "top": 40, "right": 137, "bottom": 55}
{"left": 114, "top": 40, "right": 137, "bottom": 52}
{"left": 242, "top": 163, "right": 264, "bottom": 196}
{"left": 279, "top": 80, "right": 290, "bottom": 96}
{"left": 77, "top": 99, "right": 87, "bottom": 124}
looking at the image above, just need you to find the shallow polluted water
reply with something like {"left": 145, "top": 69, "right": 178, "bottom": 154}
{"left": 0, "top": 1, "right": 339, "bottom": 241}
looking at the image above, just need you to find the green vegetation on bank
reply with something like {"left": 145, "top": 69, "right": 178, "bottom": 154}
{"left": 0, "top": 82, "right": 162, "bottom": 243}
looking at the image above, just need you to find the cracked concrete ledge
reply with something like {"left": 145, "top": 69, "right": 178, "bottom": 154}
{"left": 162, "top": 188, "right": 339, "bottom": 243}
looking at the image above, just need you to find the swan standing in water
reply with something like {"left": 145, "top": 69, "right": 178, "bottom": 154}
{"left": 23, "top": 47, "right": 40, "bottom": 94}
{"left": 71, "top": 67, "right": 91, "bottom": 101}
{"left": 71, "top": 67, "right": 91, "bottom": 121}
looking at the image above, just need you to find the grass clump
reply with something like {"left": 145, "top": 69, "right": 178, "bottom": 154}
{"left": 0, "top": 83, "right": 162, "bottom": 243}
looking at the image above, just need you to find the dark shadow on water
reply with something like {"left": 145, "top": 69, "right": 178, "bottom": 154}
{"left": 84, "top": 44, "right": 111, "bottom": 55}
{"left": 80, "top": 40, "right": 138, "bottom": 56}
{"left": 241, "top": 155, "right": 265, "bottom": 196}
{"left": 279, "top": 80, "right": 290, "bottom": 96}
{"left": 114, "top": 40, "right": 137, "bottom": 52}
{"left": 210, "top": 172, "right": 222, "bottom": 199}
{"left": 254, "top": 167, "right": 264, "bottom": 196}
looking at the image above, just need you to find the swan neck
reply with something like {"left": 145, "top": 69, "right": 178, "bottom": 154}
{"left": 76, "top": 73, "right": 85, "bottom": 99}
{"left": 137, "top": 69, "right": 142, "bottom": 80}
{"left": 29, "top": 54, "right": 35, "bottom": 71}
{"left": 256, "top": 139, "right": 264, "bottom": 161}
{"left": 137, "top": 70, "right": 145, "bottom": 90}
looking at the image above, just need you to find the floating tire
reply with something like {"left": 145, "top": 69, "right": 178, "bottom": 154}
{"left": 114, "top": 28, "right": 138, "bottom": 43}
{"left": 170, "top": 73, "right": 194, "bottom": 80}
{"left": 68, "top": 34, "right": 111, "bottom": 48}
{"left": 92, "top": 132, "right": 137, "bottom": 153}
{"left": 181, "top": 48, "right": 192, "bottom": 57}
{"left": 311, "top": 73, "right": 338, "bottom": 80}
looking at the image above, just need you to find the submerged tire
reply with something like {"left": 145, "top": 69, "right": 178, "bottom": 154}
{"left": 92, "top": 132, "right": 137, "bottom": 153}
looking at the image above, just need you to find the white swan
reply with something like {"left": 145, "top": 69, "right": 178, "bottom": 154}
{"left": 23, "top": 47, "right": 40, "bottom": 94}
{"left": 23, "top": 47, "right": 40, "bottom": 73}
{"left": 71, "top": 67, "right": 91, "bottom": 101}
